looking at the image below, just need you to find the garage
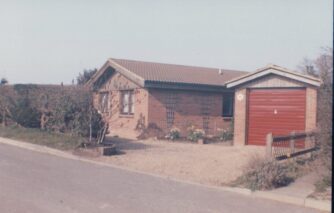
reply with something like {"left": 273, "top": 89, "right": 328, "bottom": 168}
{"left": 247, "top": 88, "right": 306, "bottom": 146}
{"left": 226, "top": 64, "right": 321, "bottom": 146}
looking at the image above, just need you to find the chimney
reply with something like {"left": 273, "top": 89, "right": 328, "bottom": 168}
{"left": 219, "top": 69, "right": 223, "bottom": 75}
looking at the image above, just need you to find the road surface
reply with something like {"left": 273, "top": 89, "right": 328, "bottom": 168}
{"left": 0, "top": 143, "right": 319, "bottom": 213}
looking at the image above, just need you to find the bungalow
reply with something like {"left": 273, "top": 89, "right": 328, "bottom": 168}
{"left": 86, "top": 58, "right": 320, "bottom": 146}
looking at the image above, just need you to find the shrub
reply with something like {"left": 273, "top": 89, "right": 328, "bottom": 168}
{"left": 187, "top": 125, "right": 205, "bottom": 142}
{"left": 46, "top": 95, "right": 103, "bottom": 137}
{"left": 235, "top": 156, "right": 297, "bottom": 191}
{"left": 315, "top": 174, "right": 332, "bottom": 192}
{"left": 0, "top": 84, "right": 104, "bottom": 139}
{"left": 10, "top": 97, "right": 41, "bottom": 128}
{"left": 137, "top": 123, "right": 165, "bottom": 140}
{"left": 165, "top": 127, "right": 181, "bottom": 140}
{"left": 217, "top": 128, "right": 233, "bottom": 141}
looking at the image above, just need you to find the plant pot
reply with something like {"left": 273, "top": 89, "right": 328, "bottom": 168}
{"left": 97, "top": 144, "right": 117, "bottom": 156}
{"left": 197, "top": 138, "right": 205, "bottom": 144}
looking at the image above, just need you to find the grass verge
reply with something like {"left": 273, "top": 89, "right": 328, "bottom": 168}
{"left": 0, "top": 125, "right": 87, "bottom": 151}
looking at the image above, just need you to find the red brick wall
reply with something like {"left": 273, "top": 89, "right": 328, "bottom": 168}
{"left": 147, "top": 89, "right": 233, "bottom": 137}
{"left": 93, "top": 72, "right": 148, "bottom": 139}
{"left": 93, "top": 72, "right": 233, "bottom": 138}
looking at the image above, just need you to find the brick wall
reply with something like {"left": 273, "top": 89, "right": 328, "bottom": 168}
{"left": 93, "top": 88, "right": 148, "bottom": 139}
{"left": 93, "top": 72, "right": 148, "bottom": 139}
{"left": 147, "top": 89, "right": 233, "bottom": 137}
{"left": 233, "top": 89, "right": 247, "bottom": 146}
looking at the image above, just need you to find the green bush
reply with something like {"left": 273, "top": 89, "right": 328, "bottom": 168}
{"left": 0, "top": 84, "right": 104, "bottom": 140}
{"left": 165, "top": 127, "right": 181, "bottom": 140}
{"left": 46, "top": 95, "right": 103, "bottom": 137}
{"left": 10, "top": 97, "right": 41, "bottom": 128}
{"left": 217, "top": 128, "right": 233, "bottom": 141}
{"left": 235, "top": 156, "right": 297, "bottom": 191}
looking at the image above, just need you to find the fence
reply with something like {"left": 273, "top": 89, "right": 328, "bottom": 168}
{"left": 266, "top": 131, "right": 319, "bottom": 160}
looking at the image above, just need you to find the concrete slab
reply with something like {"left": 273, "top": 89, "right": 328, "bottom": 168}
{"left": 269, "top": 172, "right": 320, "bottom": 198}
{"left": 253, "top": 191, "right": 305, "bottom": 206}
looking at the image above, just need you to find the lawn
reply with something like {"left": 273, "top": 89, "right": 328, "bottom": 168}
{"left": 0, "top": 125, "right": 86, "bottom": 151}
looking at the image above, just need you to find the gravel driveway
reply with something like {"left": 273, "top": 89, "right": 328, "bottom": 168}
{"left": 97, "top": 137, "right": 265, "bottom": 186}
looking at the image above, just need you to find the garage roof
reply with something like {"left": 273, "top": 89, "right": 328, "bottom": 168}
{"left": 225, "top": 64, "right": 321, "bottom": 88}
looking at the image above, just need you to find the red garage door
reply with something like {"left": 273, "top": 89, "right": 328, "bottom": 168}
{"left": 247, "top": 88, "right": 306, "bottom": 146}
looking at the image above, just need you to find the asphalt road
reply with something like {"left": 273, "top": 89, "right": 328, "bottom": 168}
{"left": 0, "top": 143, "right": 320, "bottom": 213}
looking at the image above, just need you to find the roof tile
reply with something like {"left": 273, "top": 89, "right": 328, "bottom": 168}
{"left": 110, "top": 58, "right": 248, "bottom": 86}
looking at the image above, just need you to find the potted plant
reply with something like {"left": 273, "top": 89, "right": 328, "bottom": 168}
{"left": 217, "top": 127, "right": 233, "bottom": 145}
{"left": 165, "top": 127, "right": 181, "bottom": 141}
{"left": 187, "top": 126, "right": 206, "bottom": 144}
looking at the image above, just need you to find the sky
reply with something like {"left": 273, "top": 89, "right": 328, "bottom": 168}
{"left": 0, "top": 0, "right": 332, "bottom": 84}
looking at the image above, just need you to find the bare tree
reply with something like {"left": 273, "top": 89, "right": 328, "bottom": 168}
{"left": 315, "top": 48, "right": 332, "bottom": 168}
{"left": 297, "top": 58, "right": 318, "bottom": 77}
{"left": 297, "top": 47, "right": 333, "bottom": 81}
{"left": 315, "top": 47, "right": 333, "bottom": 85}
{"left": 298, "top": 47, "right": 333, "bottom": 174}
{"left": 38, "top": 93, "right": 50, "bottom": 130}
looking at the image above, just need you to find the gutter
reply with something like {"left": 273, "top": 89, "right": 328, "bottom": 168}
{"left": 144, "top": 80, "right": 232, "bottom": 92}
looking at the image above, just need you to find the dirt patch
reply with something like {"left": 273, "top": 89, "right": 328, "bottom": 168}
{"left": 309, "top": 188, "right": 332, "bottom": 201}
{"left": 95, "top": 137, "right": 265, "bottom": 186}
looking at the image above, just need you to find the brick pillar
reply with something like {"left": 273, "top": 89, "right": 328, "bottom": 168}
{"left": 305, "top": 87, "right": 317, "bottom": 132}
{"left": 233, "top": 88, "right": 247, "bottom": 146}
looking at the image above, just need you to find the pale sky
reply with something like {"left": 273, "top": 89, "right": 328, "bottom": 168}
{"left": 0, "top": 0, "right": 332, "bottom": 84}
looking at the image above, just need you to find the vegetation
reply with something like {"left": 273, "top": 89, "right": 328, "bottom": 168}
{"left": 314, "top": 174, "right": 332, "bottom": 192}
{"left": 298, "top": 47, "right": 332, "bottom": 190}
{"left": 0, "top": 125, "right": 86, "bottom": 150}
{"left": 231, "top": 156, "right": 298, "bottom": 191}
{"left": 165, "top": 127, "right": 181, "bottom": 141}
{"left": 76, "top": 68, "right": 97, "bottom": 85}
{"left": 187, "top": 126, "right": 205, "bottom": 142}
{"left": 217, "top": 128, "right": 233, "bottom": 141}
{"left": 0, "top": 84, "right": 104, "bottom": 143}
{"left": 0, "top": 78, "right": 8, "bottom": 85}
{"left": 10, "top": 96, "right": 41, "bottom": 128}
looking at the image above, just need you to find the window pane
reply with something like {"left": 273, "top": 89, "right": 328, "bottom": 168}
{"left": 222, "top": 94, "right": 234, "bottom": 117}
{"left": 130, "top": 93, "right": 135, "bottom": 114}
{"left": 121, "top": 90, "right": 135, "bottom": 114}
{"left": 123, "top": 92, "right": 129, "bottom": 113}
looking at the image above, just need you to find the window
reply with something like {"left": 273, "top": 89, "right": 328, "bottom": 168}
{"left": 165, "top": 93, "right": 177, "bottom": 128}
{"left": 121, "top": 90, "right": 135, "bottom": 115}
{"left": 99, "top": 92, "right": 109, "bottom": 113}
{"left": 222, "top": 93, "right": 234, "bottom": 117}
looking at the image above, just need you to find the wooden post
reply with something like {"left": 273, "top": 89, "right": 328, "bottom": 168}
{"left": 290, "top": 131, "right": 295, "bottom": 155}
{"left": 266, "top": 133, "right": 273, "bottom": 159}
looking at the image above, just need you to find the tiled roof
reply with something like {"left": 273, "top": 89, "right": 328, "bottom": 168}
{"left": 109, "top": 58, "right": 248, "bottom": 87}
{"left": 226, "top": 64, "right": 321, "bottom": 88}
